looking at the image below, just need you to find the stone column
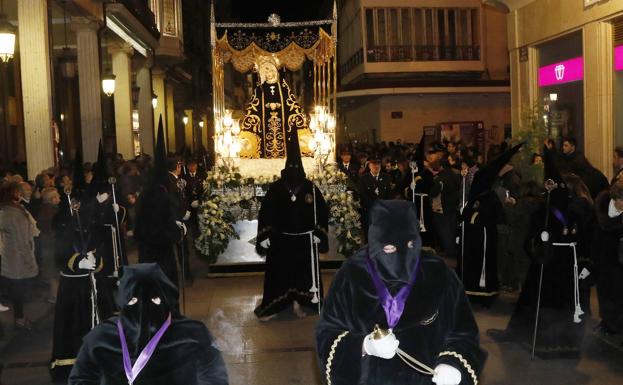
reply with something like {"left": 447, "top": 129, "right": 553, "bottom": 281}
{"left": 110, "top": 43, "right": 134, "bottom": 160}
{"left": 166, "top": 82, "right": 176, "bottom": 151}
{"left": 509, "top": 46, "right": 539, "bottom": 135}
{"left": 18, "top": 0, "right": 54, "bottom": 178}
{"left": 507, "top": 12, "right": 538, "bottom": 137}
{"left": 584, "top": 21, "right": 614, "bottom": 179}
{"left": 74, "top": 17, "right": 103, "bottom": 163}
{"left": 137, "top": 63, "right": 154, "bottom": 156}
{"left": 152, "top": 69, "right": 166, "bottom": 139}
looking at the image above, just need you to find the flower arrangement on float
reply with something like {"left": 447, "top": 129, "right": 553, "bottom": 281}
{"left": 194, "top": 163, "right": 363, "bottom": 262}
{"left": 309, "top": 164, "right": 363, "bottom": 257}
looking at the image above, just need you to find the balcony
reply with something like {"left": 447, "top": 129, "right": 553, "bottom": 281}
{"left": 106, "top": 1, "right": 161, "bottom": 57}
{"left": 366, "top": 45, "right": 481, "bottom": 63}
{"left": 116, "top": 0, "right": 160, "bottom": 39}
{"left": 149, "top": 0, "right": 185, "bottom": 65}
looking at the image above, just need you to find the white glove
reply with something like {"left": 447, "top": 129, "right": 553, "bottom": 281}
{"left": 112, "top": 203, "right": 120, "bottom": 213}
{"left": 363, "top": 331, "right": 400, "bottom": 359}
{"left": 78, "top": 252, "right": 96, "bottom": 270}
{"left": 191, "top": 200, "right": 199, "bottom": 208}
{"left": 410, "top": 181, "right": 416, "bottom": 190}
{"left": 175, "top": 221, "right": 187, "bottom": 236}
{"left": 96, "top": 192, "right": 109, "bottom": 203}
{"left": 183, "top": 210, "right": 191, "bottom": 221}
{"left": 432, "top": 364, "right": 462, "bottom": 385}
{"left": 313, "top": 235, "right": 321, "bottom": 244}
{"left": 260, "top": 238, "right": 271, "bottom": 248}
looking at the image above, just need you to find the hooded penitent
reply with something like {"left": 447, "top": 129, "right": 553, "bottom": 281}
{"left": 68, "top": 263, "right": 229, "bottom": 385}
{"left": 501, "top": 145, "right": 593, "bottom": 359}
{"left": 254, "top": 125, "right": 329, "bottom": 318}
{"left": 135, "top": 117, "right": 182, "bottom": 289}
{"left": 457, "top": 144, "right": 522, "bottom": 304}
{"left": 78, "top": 139, "right": 126, "bottom": 277}
{"left": 49, "top": 147, "right": 118, "bottom": 382}
{"left": 466, "top": 143, "right": 523, "bottom": 205}
{"left": 317, "top": 200, "right": 486, "bottom": 385}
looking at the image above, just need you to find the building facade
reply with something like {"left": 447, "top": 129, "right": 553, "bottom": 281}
{"left": 500, "top": 0, "right": 623, "bottom": 178}
{"left": 337, "top": 0, "right": 511, "bottom": 153}
{"left": 0, "top": 0, "right": 204, "bottom": 179}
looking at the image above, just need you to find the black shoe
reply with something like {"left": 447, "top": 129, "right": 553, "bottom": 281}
{"left": 487, "top": 329, "right": 514, "bottom": 342}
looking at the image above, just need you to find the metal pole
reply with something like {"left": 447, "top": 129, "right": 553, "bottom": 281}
{"left": 108, "top": 177, "right": 123, "bottom": 274}
{"left": 460, "top": 175, "right": 466, "bottom": 281}
{"left": 531, "top": 186, "right": 552, "bottom": 360}
{"left": 180, "top": 227, "right": 187, "bottom": 315}
{"left": 72, "top": 200, "right": 101, "bottom": 323}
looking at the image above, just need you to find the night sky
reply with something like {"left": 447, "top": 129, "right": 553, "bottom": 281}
{"left": 218, "top": 0, "right": 329, "bottom": 23}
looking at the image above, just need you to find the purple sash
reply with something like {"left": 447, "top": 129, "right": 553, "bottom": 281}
{"left": 117, "top": 313, "right": 172, "bottom": 385}
{"left": 365, "top": 253, "right": 421, "bottom": 329}
{"left": 551, "top": 208, "right": 567, "bottom": 227}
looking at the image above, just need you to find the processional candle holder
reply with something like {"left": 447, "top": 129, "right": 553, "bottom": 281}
{"left": 308, "top": 105, "right": 336, "bottom": 174}
{"left": 215, "top": 109, "right": 242, "bottom": 168}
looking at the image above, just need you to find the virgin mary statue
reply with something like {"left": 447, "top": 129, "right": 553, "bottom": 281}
{"left": 238, "top": 56, "right": 313, "bottom": 159}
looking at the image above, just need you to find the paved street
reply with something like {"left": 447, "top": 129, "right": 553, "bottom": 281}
{"left": 1, "top": 260, "right": 623, "bottom": 385}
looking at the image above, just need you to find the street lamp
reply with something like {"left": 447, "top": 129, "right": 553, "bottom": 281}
{"left": 102, "top": 73, "right": 116, "bottom": 96}
{"left": 0, "top": 8, "right": 16, "bottom": 63}
{"left": 182, "top": 114, "right": 189, "bottom": 125}
{"left": 198, "top": 120, "right": 204, "bottom": 128}
{"left": 151, "top": 93, "right": 158, "bottom": 109}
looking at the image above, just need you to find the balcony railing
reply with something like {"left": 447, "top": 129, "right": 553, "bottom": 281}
{"left": 340, "top": 48, "right": 364, "bottom": 78}
{"left": 366, "top": 45, "right": 481, "bottom": 63}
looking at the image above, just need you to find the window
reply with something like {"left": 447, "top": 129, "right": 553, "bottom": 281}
{"left": 364, "top": 7, "right": 481, "bottom": 62}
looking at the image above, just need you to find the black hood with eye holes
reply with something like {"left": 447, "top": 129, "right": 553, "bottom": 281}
{"left": 68, "top": 262, "right": 230, "bottom": 385}
{"left": 117, "top": 263, "right": 180, "bottom": 356}
{"left": 368, "top": 200, "right": 422, "bottom": 287}
{"left": 117, "top": 263, "right": 178, "bottom": 312}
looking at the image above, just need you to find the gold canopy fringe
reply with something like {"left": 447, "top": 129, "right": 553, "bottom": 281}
{"left": 215, "top": 28, "right": 335, "bottom": 72}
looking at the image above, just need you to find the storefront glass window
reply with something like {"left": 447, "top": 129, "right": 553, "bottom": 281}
{"left": 537, "top": 31, "right": 584, "bottom": 152}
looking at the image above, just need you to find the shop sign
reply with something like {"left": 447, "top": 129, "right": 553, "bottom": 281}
{"left": 538, "top": 57, "right": 583, "bottom": 87}
{"left": 615, "top": 45, "right": 623, "bottom": 71}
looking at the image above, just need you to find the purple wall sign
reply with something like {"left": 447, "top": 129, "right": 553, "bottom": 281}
{"left": 538, "top": 57, "right": 584, "bottom": 87}
{"left": 615, "top": 45, "right": 623, "bottom": 71}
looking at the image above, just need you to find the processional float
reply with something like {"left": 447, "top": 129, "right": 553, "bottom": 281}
{"left": 210, "top": 3, "right": 338, "bottom": 173}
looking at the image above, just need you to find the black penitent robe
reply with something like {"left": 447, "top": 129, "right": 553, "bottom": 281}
{"left": 135, "top": 185, "right": 182, "bottom": 289}
{"left": 50, "top": 208, "right": 117, "bottom": 381}
{"left": 68, "top": 317, "right": 228, "bottom": 385}
{"left": 457, "top": 190, "right": 504, "bottom": 306}
{"left": 316, "top": 251, "right": 486, "bottom": 385}
{"left": 505, "top": 196, "right": 593, "bottom": 359}
{"left": 406, "top": 169, "right": 435, "bottom": 247}
{"left": 69, "top": 263, "right": 228, "bottom": 385}
{"left": 254, "top": 178, "right": 329, "bottom": 317}
{"left": 594, "top": 192, "right": 623, "bottom": 333}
